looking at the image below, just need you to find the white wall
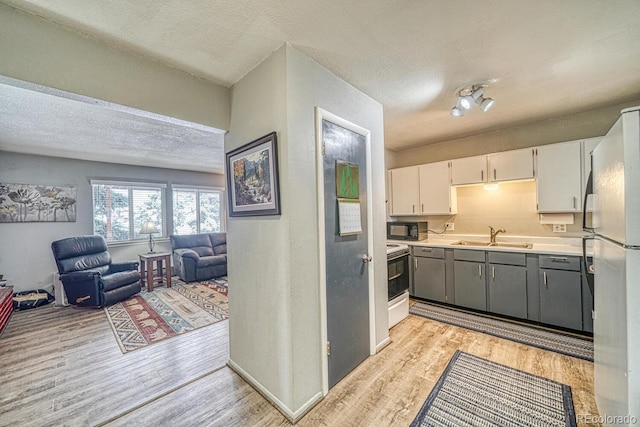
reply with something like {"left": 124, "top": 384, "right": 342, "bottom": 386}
{"left": 0, "top": 2, "right": 230, "bottom": 131}
{"left": 0, "top": 151, "right": 224, "bottom": 293}
{"left": 226, "top": 44, "right": 386, "bottom": 420}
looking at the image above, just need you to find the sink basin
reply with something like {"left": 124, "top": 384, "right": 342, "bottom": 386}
{"left": 489, "top": 242, "right": 533, "bottom": 249}
{"left": 451, "top": 240, "right": 492, "bottom": 246}
{"left": 450, "top": 240, "right": 533, "bottom": 249}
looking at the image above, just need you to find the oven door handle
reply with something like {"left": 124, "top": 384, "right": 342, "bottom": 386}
{"left": 387, "top": 252, "right": 409, "bottom": 262}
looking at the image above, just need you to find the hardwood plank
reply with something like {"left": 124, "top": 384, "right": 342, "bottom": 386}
{"left": 0, "top": 304, "right": 599, "bottom": 427}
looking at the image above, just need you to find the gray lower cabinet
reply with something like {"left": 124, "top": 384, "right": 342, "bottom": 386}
{"left": 412, "top": 247, "right": 446, "bottom": 302}
{"left": 487, "top": 252, "right": 527, "bottom": 319}
{"left": 539, "top": 255, "right": 583, "bottom": 330}
{"left": 453, "top": 249, "right": 486, "bottom": 311}
{"left": 409, "top": 245, "right": 588, "bottom": 333}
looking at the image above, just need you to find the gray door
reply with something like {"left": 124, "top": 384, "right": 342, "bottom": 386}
{"left": 323, "top": 119, "right": 369, "bottom": 389}
{"left": 414, "top": 257, "right": 446, "bottom": 302}
{"left": 453, "top": 261, "right": 487, "bottom": 311}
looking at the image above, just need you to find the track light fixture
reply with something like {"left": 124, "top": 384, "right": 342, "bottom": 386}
{"left": 450, "top": 84, "right": 495, "bottom": 117}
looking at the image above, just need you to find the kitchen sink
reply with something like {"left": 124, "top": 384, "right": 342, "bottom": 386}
{"left": 489, "top": 242, "right": 533, "bottom": 249}
{"left": 451, "top": 240, "right": 533, "bottom": 249}
{"left": 451, "top": 240, "right": 492, "bottom": 246}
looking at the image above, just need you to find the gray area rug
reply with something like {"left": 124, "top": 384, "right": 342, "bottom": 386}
{"left": 410, "top": 302, "right": 593, "bottom": 361}
{"left": 411, "top": 351, "right": 577, "bottom": 427}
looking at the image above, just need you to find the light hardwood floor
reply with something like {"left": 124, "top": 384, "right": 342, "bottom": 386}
{"left": 0, "top": 303, "right": 599, "bottom": 426}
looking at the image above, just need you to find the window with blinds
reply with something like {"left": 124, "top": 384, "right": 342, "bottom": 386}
{"left": 92, "top": 182, "right": 165, "bottom": 243}
{"left": 172, "top": 187, "right": 223, "bottom": 235}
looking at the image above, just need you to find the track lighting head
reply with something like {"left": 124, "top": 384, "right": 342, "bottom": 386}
{"left": 459, "top": 95, "right": 474, "bottom": 110}
{"left": 451, "top": 83, "right": 495, "bottom": 117}
{"left": 451, "top": 105, "right": 464, "bottom": 117}
{"left": 479, "top": 97, "right": 495, "bottom": 112}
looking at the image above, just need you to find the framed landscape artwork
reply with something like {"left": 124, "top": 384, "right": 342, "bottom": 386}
{"left": 226, "top": 132, "right": 281, "bottom": 217}
{"left": 0, "top": 182, "right": 77, "bottom": 223}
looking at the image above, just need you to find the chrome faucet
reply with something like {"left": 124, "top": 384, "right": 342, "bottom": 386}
{"left": 489, "top": 226, "right": 506, "bottom": 243}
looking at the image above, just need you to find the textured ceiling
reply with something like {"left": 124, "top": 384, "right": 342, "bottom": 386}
{"left": 0, "top": 77, "right": 225, "bottom": 173}
{"left": 2, "top": 0, "right": 640, "bottom": 171}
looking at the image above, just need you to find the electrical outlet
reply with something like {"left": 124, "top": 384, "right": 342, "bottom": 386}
{"left": 445, "top": 222, "right": 454, "bottom": 231}
{"left": 552, "top": 224, "right": 566, "bottom": 233}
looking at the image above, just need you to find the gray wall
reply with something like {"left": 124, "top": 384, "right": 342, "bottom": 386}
{"left": 0, "top": 151, "right": 224, "bottom": 293}
{"left": 226, "top": 44, "right": 386, "bottom": 420}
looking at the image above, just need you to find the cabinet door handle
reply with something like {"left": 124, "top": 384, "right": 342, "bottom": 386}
{"left": 481, "top": 170, "right": 484, "bottom": 181}
{"left": 414, "top": 258, "right": 418, "bottom": 270}
{"left": 543, "top": 271, "right": 548, "bottom": 288}
{"left": 478, "top": 265, "right": 482, "bottom": 278}
{"left": 492, "top": 266, "right": 495, "bottom": 279}
{"left": 421, "top": 203, "right": 424, "bottom": 213}
{"left": 412, "top": 205, "right": 415, "bottom": 213}
{"left": 494, "top": 168, "right": 497, "bottom": 180}
{"left": 572, "top": 196, "right": 577, "bottom": 210}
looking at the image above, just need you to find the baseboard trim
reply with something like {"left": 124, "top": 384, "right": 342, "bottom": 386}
{"left": 227, "top": 359, "right": 324, "bottom": 424}
{"left": 376, "top": 336, "right": 392, "bottom": 353}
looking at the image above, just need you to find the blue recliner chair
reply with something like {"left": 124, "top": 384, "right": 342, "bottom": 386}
{"left": 51, "top": 235, "right": 141, "bottom": 307}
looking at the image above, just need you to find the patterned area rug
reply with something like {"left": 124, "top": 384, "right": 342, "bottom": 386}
{"left": 105, "top": 277, "right": 228, "bottom": 353}
{"left": 410, "top": 302, "right": 593, "bottom": 361}
{"left": 411, "top": 351, "right": 577, "bottom": 426}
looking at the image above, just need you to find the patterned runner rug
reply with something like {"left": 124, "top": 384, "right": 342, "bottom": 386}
{"left": 105, "top": 277, "right": 228, "bottom": 353}
{"left": 411, "top": 351, "right": 577, "bottom": 426}
{"left": 410, "top": 302, "right": 593, "bottom": 361}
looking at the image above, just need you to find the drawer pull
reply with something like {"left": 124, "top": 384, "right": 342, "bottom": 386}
{"left": 549, "top": 256, "right": 569, "bottom": 263}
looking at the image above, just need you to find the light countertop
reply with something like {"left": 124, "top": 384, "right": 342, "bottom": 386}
{"left": 389, "top": 234, "right": 590, "bottom": 257}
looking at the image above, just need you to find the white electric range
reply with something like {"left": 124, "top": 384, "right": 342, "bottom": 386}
{"left": 386, "top": 242, "right": 410, "bottom": 328}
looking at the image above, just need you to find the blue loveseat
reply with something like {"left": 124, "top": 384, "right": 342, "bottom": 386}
{"left": 170, "top": 233, "right": 227, "bottom": 282}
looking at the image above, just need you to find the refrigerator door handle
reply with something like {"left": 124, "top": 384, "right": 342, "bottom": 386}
{"left": 582, "top": 235, "right": 594, "bottom": 275}
{"left": 582, "top": 170, "right": 593, "bottom": 231}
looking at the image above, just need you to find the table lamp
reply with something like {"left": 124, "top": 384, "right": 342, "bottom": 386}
{"left": 139, "top": 221, "right": 159, "bottom": 253}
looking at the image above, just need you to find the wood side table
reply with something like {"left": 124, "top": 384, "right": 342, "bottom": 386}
{"left": 139, "top": 252, "right": 172, "bottom": 291}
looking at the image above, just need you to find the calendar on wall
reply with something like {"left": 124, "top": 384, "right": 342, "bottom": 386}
{"left": 337, "top": 198, "right": 362, "bottom": 236}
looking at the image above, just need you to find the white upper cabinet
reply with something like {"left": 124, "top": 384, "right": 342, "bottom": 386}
{"left": 450, "top": 155, "right": 488, "bottom": 185}
{"left": 388, "top": 162, "right": 457, "bottom": 216}
{"left": 535, "top": 141, "right": 582, "bottom": 212}
{"left": 389, "top": 165, "right": 420, "bottom": 215}
{"left": 487, "top": 148, "right": 535, "bottom": 182}
{"left": 419, "top": 161, "right": 457, "bottom": 215}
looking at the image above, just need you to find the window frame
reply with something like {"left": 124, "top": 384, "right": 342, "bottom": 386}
{"left": 91, "top": 179, "right": 167, "bottom": 245}
{"left": 171, "top": 185, "right": 226, "bottom": 235}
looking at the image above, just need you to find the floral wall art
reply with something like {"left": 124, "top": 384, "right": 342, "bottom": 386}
{"left": 0, "top": 183, "right": 77, "bottom": 223}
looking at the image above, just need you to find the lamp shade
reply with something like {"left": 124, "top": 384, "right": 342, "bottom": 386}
{"left": 139, "top": 221, "right": 159, "bottom": 235}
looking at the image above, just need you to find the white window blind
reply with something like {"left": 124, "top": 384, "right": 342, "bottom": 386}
{"left": 92, "top": 182, "right": 165, "bottom": 242}
{"left": 172, "top": 187, "right": 224, "bottom": 234}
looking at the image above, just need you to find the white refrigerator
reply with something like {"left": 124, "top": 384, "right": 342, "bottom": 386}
{"left": 592, "top": 106, "right": 640, "bottom": 421}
